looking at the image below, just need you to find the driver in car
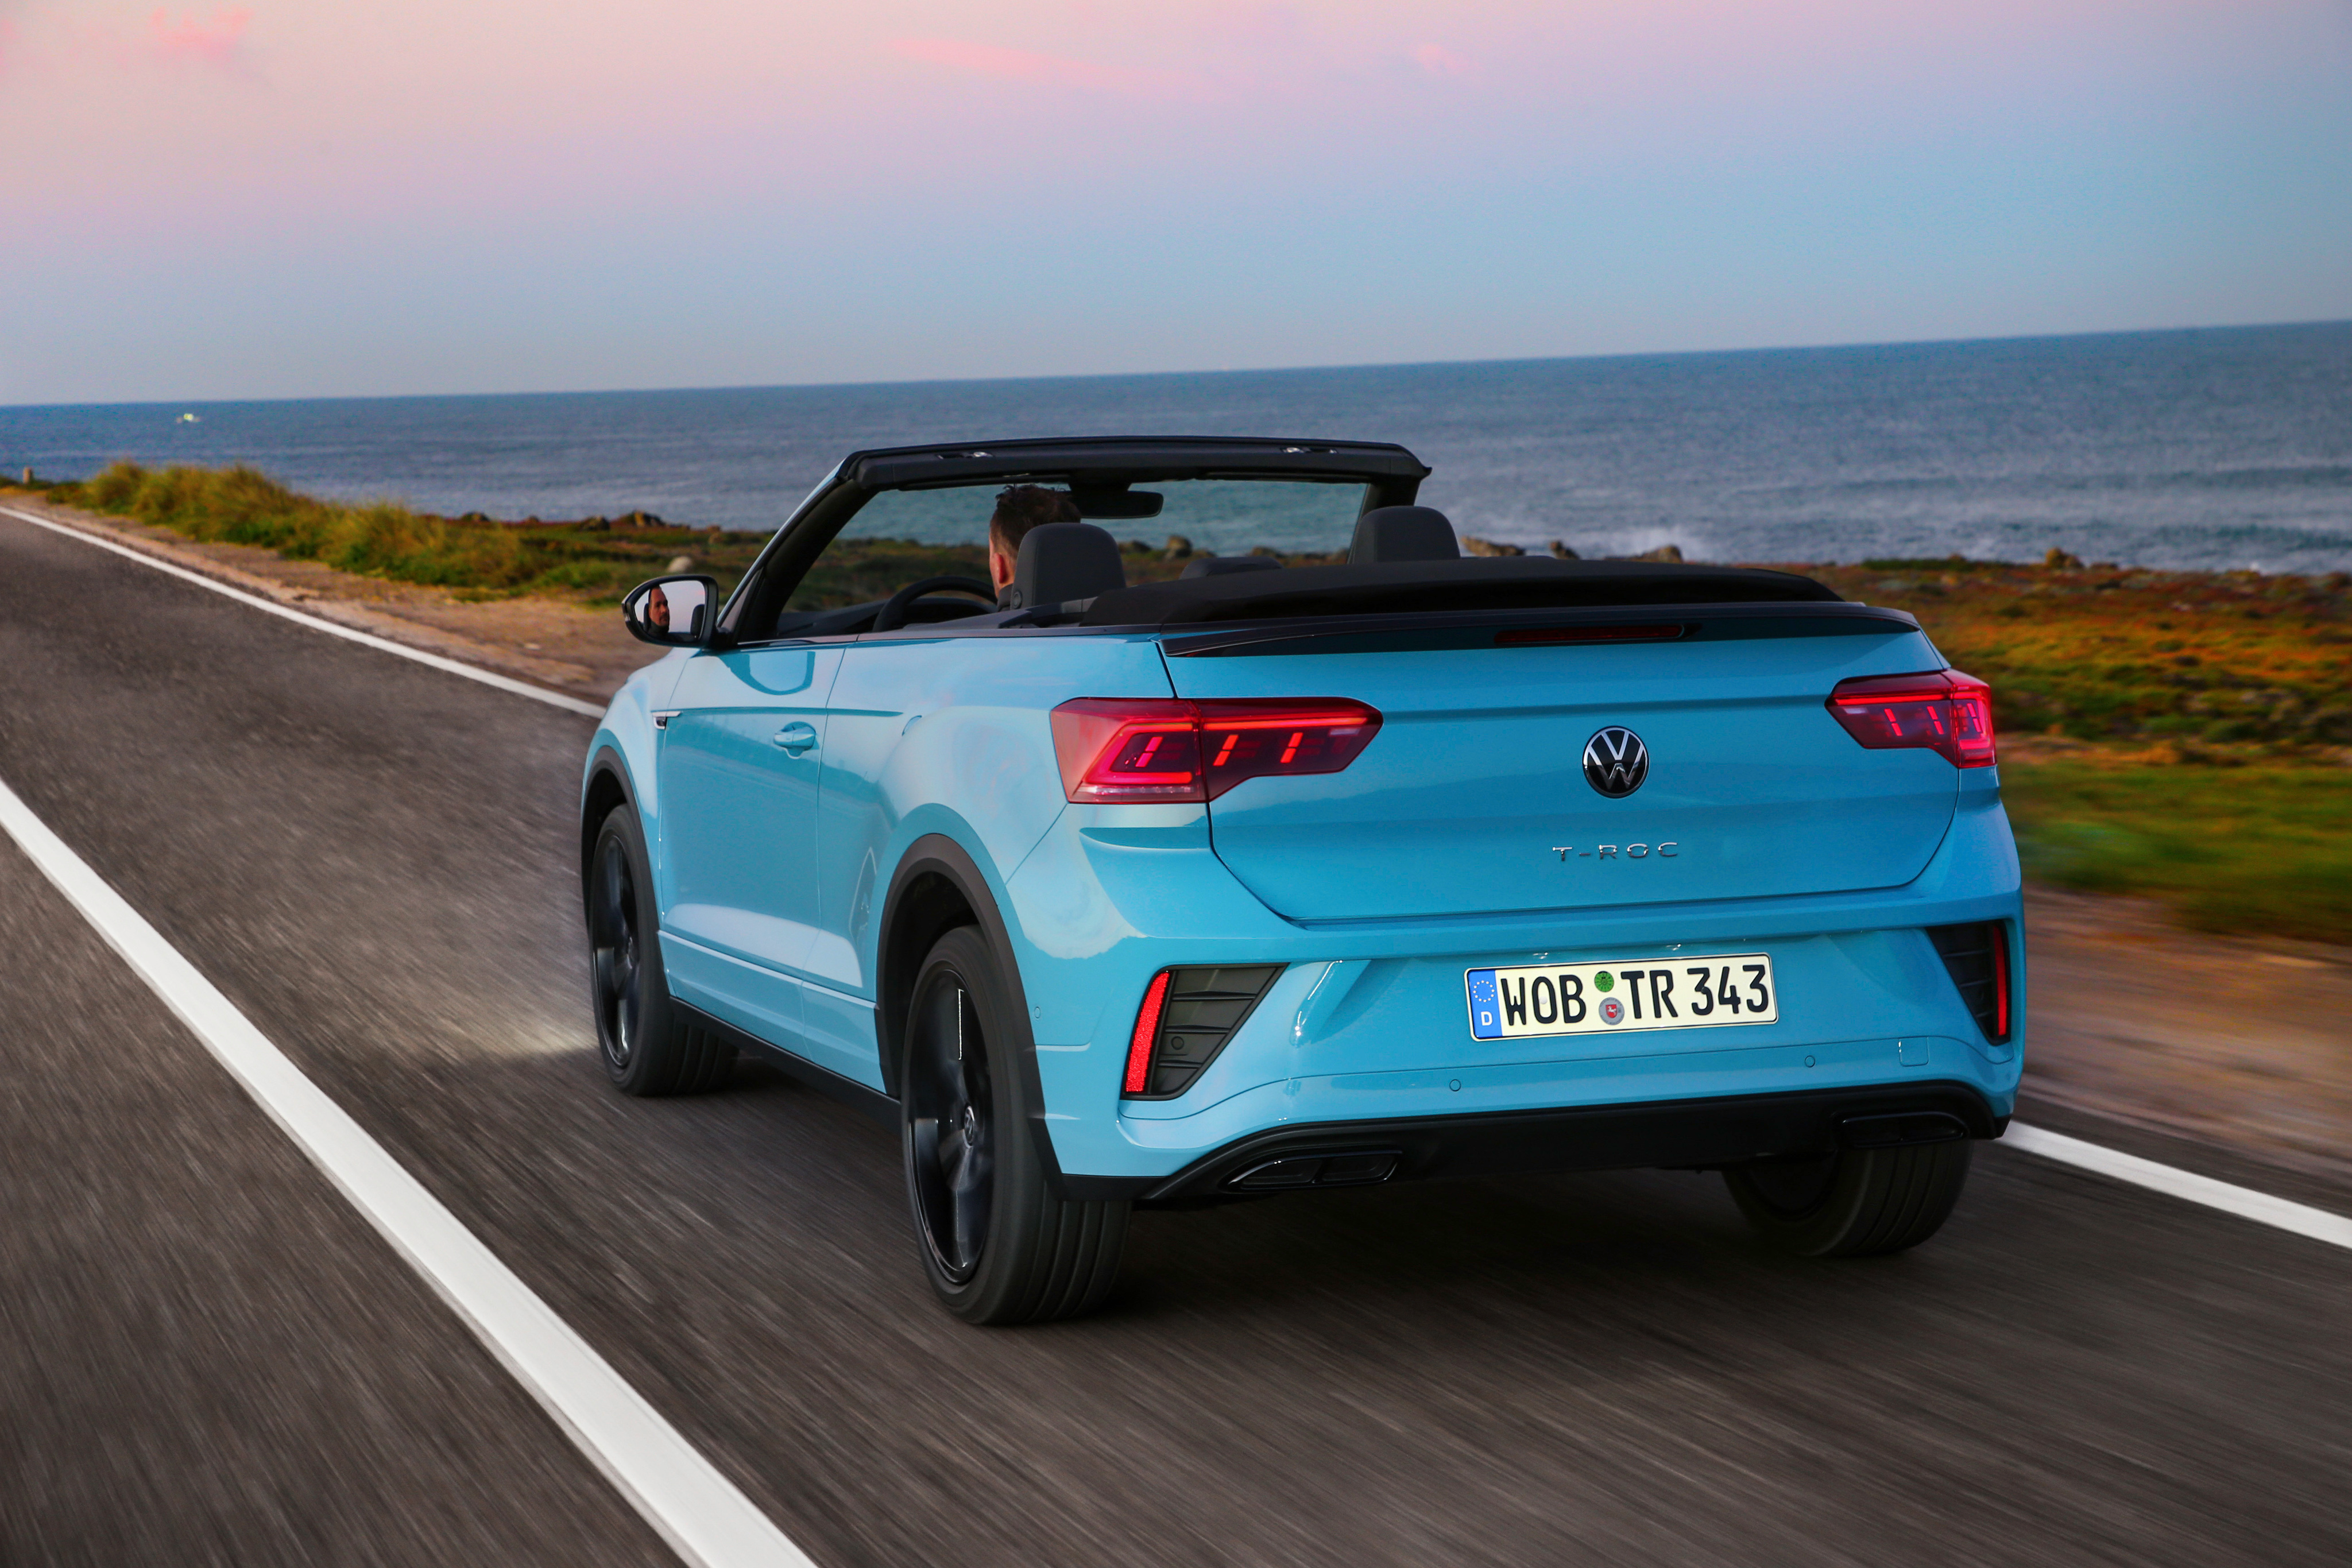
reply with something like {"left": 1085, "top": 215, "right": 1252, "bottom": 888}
{"left": 987, "top": 485, "right": 1082, "bottom": 601}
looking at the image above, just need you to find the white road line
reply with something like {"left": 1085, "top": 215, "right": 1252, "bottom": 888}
{"left": 0, "top": 773, "right": 812, "bottom": 1568}
{"left": 2006, "top": 1121, "right": 2352, "bottom": 1251}
{"left": 0, "top": 504, "right": 606, "bottom": 719}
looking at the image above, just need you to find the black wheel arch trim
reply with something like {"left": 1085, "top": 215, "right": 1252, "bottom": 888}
{"left": 1055, "top": 1080, "right": 2007, "bottom": 1203}
{"left": 580, "top": 745, "right": 639, "bottom": 882}
{"left": 877, "top": 833, "right": 1073, "bottom": 1198}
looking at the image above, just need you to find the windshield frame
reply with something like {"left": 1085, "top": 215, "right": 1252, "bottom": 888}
{"left": 714, "top": 437, "right": 1428, "bottom": 645}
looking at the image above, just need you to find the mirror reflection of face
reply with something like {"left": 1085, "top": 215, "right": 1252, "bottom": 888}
{"left": 645, "top": 585, "right": 671, "bottom": 632}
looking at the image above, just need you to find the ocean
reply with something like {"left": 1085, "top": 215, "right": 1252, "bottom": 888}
{"left": 5, "top": 322, "right": 2349, "bottom": 573}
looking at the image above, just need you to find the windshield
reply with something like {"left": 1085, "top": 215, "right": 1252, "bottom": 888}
{"left": 783, "top": 477, "right": 1370, "bottom": 615}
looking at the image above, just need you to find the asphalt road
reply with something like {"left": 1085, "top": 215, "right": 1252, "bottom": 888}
{"left": 3, "top": 509, "right": 2348, "bottom": 1567}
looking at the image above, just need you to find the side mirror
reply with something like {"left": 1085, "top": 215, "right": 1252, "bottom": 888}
{"left": 622, "top": 575, "right": 718, "bottom": 647}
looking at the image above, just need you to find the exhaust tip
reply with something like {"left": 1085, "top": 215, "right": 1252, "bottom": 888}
{"left": 1839, "top": 1112, "right": 1971, "bottom": 1149}
{"left": 1228, "top": 1150, "right": 1401, "bottom": 1191}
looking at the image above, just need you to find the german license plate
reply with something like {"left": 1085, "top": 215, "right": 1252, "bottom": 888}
{"left": 1466, "top": 954, "right": 1777, "bottom": 1040}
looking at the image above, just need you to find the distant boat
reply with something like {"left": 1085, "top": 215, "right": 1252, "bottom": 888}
{"left": 176, "top": 412, "right": 200, "bottom": 423}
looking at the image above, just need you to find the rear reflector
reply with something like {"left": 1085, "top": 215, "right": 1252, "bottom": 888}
{"left": 1925, "top": 920, "right": 2012, "bottom": 1044}
{"left": 1051, "top": 698, "right": 1382, "bottom": 804}
{"left": 1121, "top": 965, "right": 1282, "bottom": 1098}
{"left": 1124, "top": 970, "right": 1172, "bottom": 1094}
{"left": 1827, "top": 669, "right": 1997, "bottom": 768}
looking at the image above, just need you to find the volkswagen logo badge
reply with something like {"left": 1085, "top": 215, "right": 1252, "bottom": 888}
{"left": 1583, "top": 727, "right": 1649, "bottom": 797}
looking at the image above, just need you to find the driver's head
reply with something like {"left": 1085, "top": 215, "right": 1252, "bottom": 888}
{"left": 987, "top": 485, "right": 1081, "bottom": 594}
{"left": 645, "top": 584, "right": 671, "bottom": 631}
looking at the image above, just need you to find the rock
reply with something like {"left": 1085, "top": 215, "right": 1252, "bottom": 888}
{"left": 616, "top": 510, "right": 666, "bottom": 529}
{"left": 1163, "top": 534, "right": 1194, "bottom": 559}
{"left": 1461, "top": 536, "right": 1525, "bottom": 556}
{"left": 1549, "top": 540, "right": 1578, "bottom": 559}
{"left": 2045, "top": 547, "right": 2084, "bottom": 569}
{"left": 575, "top": 516, "right": 609, "bottom": 530}
{"left": 1250, "top": 545, "right": 1280, "bottom": 557}
{"left": 1631, "top": 543, "right": 1685, "bottom": 563}
{"left": 667, "top": 555, "right": 696, "bottom": 574}
{"left": 456, "top": 510, "right": 494, "bottom": 524}
{"left": 1122, "top": 539, "right": 1152, "bottom": 553}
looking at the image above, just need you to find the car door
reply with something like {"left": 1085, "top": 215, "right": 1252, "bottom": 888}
{"left": 654, "top": 640, "right": 848, "bottom": 1071}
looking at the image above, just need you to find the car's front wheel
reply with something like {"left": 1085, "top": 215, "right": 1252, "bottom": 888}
{"left": 586, "top": 804, "right": 733, "bottom": 1095}
{"left": 1723, "top": 1140, "right": 1971, "bottom": 1256}
{"left": 901, "top": 927, "right": 1128, "bottom": 1324}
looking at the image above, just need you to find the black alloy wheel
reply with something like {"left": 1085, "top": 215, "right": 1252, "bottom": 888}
{"left": 589, "top": 829, "right": 645, "bottom": 1073}
{"left": 584, "top": 804, "right": 733, "bottom": 1095}
{"left": 898, "top": 926, "right": 1129, "bottom": 1324}
{"left": 904, "top": 963, "right": 995, "bottom": 1281}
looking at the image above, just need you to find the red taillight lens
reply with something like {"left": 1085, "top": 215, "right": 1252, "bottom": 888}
{"left": 1124, "top": 970, "right": 1172, "bottom": 1094}
{"left": 1051, "top": 698, "right": 1383, "bottom": 803}
{"left": 1827, "top": 669, "right": 1997, "bottom": 768}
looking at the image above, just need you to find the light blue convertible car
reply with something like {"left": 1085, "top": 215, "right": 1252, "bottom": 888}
{"left": 580, "top": 438, "right": 2022, "bottom": 1323}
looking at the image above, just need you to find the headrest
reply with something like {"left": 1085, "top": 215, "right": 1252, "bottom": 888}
{"left": 1007, "top": 521, "right": 1127, "bottom": 610}
{"left": 1179, "top": 555, "right": 1283, "bottom": 579}
{"left": 1348, "top": 505, "right": 1459, "bottom": 563}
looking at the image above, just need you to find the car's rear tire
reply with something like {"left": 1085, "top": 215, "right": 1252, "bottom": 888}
{"left": 1723, "top": 1139, "right": 1971, "bottom": 1257}
{"left": 900, "top": 927, "right": 1128, "bottom": 1325}
{"left": 586, "top": 804, "right": 733, "bottom": 1096}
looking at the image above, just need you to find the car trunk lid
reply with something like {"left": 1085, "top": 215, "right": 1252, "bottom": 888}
{"left": 1160, "top": 611, "right": 1960, "bottom": 922}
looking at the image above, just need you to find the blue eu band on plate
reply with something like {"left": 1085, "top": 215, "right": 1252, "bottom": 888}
{"left": 1467, "top": 954, "right": 1777, "bottom": 1040}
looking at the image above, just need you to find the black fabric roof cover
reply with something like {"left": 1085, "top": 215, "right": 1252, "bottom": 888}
{"left": 1080, "top": 557, "right": 1842, "bottom": 626}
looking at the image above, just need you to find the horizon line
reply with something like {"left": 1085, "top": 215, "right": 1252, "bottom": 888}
{"left": 9, "top": 315, "right": 2348, "bottom": 415}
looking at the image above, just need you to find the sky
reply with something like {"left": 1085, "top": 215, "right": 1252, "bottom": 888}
{"left": 2, "top": 1, "right": 2349, "bottom": 404}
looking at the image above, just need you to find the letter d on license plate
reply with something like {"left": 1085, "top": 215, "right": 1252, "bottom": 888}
{"left": 1466, "top": 954, "right": 1777, "bottom": 1040}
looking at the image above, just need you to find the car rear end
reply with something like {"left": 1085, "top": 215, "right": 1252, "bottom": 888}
{"left": 1022, "top": 594, "right": 2021, "bottom": 1212}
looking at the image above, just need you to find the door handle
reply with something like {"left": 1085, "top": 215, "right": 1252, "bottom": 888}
{"left": 772, "top": 722, "right": 819, "bottom": 755}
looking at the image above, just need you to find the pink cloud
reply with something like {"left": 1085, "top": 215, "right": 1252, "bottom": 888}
{"left": 891, "top": 36, "right": 1203, "bottom": 100}
{"left": 146, "top": 6, "right": 252, "bottom": 68}
{"left": 1413, "top": 42, "right": 1472, "bottom": 78}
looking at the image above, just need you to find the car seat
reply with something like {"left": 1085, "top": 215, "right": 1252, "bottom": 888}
{"left": 1348, "top": 506, "right": 1459, "bottom": 563}
{"left": 1005, "top": 521, "right": 1128, "bottom": 610}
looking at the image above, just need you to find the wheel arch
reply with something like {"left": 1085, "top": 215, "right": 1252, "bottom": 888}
{"left": 877, "top": 833, "right": 1069, "bottom": 1193}
{"left": 580, "top": 746, "right": 636, "bottom": 884}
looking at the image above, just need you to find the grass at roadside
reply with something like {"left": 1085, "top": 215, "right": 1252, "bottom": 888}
{"left": 15, "top": 461, "right": 769, "bottom": 603}
{"left": 1999, "top": 757, "right": 2352, "bottom": 945}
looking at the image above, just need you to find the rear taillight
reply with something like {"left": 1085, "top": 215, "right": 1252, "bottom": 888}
{"left": 1827, "top": 669, "right": 1997, "bottom": 768}
{"left": 1051, "top": 698, "right": 1382, "bottom": 804}
{"left": 1121, "top": 966, "right": 1282, "bottom": 1098}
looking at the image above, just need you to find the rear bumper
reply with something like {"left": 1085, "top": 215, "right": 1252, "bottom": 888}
{"left": 1065, "top": 1079, "right": 2002, "bottom": 1203}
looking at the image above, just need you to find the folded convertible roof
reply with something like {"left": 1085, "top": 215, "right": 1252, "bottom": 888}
{"left": 1080, "top": 557, "right": 1844, "bottom": 626}
{"left": 842, "top": 436, "right": 1432, "bottom": 493}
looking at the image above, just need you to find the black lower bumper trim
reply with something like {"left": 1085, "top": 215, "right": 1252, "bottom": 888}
{"left": 1062, "top": 1081, "right": 2005, "bottom": 1204}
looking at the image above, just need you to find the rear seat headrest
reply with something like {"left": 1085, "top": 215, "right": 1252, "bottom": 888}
{"left": 1348, "top": 505, "right": 1459, "bottom": 563}
{"left": 1179, "top": 555, "right": 1283, "bottom": 579}
{"left": 1007, "top": 521, "right": 1127, "bottom": 610}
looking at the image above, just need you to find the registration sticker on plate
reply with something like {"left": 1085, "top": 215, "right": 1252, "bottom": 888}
{"left": 1465, "top": 954, "right": 1777, "bottom": 1040}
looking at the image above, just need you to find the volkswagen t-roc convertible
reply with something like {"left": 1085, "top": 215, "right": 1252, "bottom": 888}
{"left": 580, "top": 438, "right": 2021, "bottom": 1323}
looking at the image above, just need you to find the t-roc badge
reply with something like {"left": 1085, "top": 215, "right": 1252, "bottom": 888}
{"left": 1583, "top": 727, "right": 1649, "bottom": 797}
